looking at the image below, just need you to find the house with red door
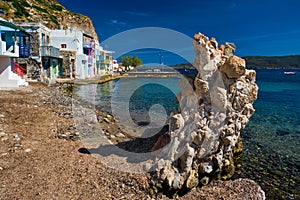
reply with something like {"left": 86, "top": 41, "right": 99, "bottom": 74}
{"left": 0, "top": 18, "right": 30, "bottom": 88}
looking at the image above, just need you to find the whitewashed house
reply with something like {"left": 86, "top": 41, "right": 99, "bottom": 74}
{"left": 94, "top": 42, "right": 114, "bottom": 76}
{"left": 0, "top": 18, "right": 29, "bottom": 88}
{"left": 50, "top": 29, "right": 97, "bottom": 79}
{"left": 101, "top": 49, "right": 114, "bottom": 73}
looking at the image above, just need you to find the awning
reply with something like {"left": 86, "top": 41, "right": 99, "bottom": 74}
{"left": 0, "top": 19, "right": 30, "bottom": 36}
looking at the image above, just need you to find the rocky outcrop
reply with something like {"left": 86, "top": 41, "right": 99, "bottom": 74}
{"left": 0, "top": 0, "right": 98, "bottom": 40}
{"left": 150, "top": 33, "right": 259, "bottom": 197}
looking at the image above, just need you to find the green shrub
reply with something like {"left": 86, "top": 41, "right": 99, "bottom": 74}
{"left": 32, "top": 5, "right": 49, "bottom": 14}
{"left": 19, "top": 0, "right": 30, "bottom": 7}
{"left": 12, "top": 1, "right": 30, "bottom": 17}
{"left": 50, "top": 4, "right": 63, "bottom": 11}
{"left": 35, "top": 0, "right": 45, "bottom": 4}
{"left": 50, "top": 15, "right": 58, "bottom": 25}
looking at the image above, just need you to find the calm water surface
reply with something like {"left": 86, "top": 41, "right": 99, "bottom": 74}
{"left": 76, "top": 69, "right": 300, "bottom": 199}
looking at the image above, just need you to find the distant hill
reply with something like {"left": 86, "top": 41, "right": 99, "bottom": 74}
{"left": 242, "top": 55, "right": 300, "bottom": 69}
{"left": 0, "top": 0, "right": 98, "bottom": 40}
{"left": 171, "top": 55, "right": 300, "bottom": 69}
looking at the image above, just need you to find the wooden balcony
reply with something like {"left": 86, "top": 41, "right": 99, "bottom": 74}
{"left": 41, "top": 46, "right": 60, "bottom": 58}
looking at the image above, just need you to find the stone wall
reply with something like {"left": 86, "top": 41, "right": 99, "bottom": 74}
{"left": 150, "top": 33, "right": 258, "bottom": 196}
{"left": 59, "top": 50, "right": 76, "bottom": 78}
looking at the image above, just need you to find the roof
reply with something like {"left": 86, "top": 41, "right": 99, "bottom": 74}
{"left": 0, "top": 19, "right": 30, "bottom": 36}
{"left": 83, "top": 32, "right": 94, "bottom": 39}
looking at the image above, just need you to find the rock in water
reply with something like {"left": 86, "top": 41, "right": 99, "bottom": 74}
{"left": 150, "top": 33, "right": 259, "bottom": 196}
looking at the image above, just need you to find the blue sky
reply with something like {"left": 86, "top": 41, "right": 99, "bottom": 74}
{"left": 57, "top": 0, "right": 300, "bottom": 65}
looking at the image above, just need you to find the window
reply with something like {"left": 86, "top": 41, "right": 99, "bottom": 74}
{"left": 46, "top": 36, "right": 50, "bottom": 45}
{"left": 42, "top": 33, "right": 45, "bottom": 46}
{"left": 61, "top": 44, "right": 67, "bottom": 48}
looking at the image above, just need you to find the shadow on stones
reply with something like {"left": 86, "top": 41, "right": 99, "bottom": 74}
{"left": 78, "top": 125, "right": 170, "bottom": 164}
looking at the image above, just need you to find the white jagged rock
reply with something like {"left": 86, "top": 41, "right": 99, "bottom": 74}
{"left": 151, "top": 32, "right": 258, "bottom": 193}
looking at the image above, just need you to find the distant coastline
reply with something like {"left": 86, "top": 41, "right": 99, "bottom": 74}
{"left": 170, "top": 55, "right": 300, "bottom": 69}
{"left": 243, "top": 55, "right": 300, "bottom": 69}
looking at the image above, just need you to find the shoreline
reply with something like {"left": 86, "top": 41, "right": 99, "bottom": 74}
{"left": 48, "top": 68, "right": 299, "bottom": 86}
{"left": 54, "top": 74, "right": 123, "bottom": 85}
{"left": 0, "top": 84, "right": 266, "bottom": 199}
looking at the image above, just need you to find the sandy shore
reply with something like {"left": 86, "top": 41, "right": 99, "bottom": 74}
{"left": 0, "top": 84, "right": 265, "bottom": 199}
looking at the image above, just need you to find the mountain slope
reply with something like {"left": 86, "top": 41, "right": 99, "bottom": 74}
{"left": 170, "top": 55, "right": 300, "bottom": 69}
{"left": 0, "top": 0, "right": 98, "bottom": 41}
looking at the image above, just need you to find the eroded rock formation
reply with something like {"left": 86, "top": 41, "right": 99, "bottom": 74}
{"left": 150, "top": 33, "right": 259, "bottom": 196}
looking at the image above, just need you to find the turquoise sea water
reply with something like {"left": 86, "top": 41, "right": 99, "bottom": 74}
{"left": 235, "top": 69, "right": 300, "bottom": 200}
{"left": 76, "top": 69, "right": 300, "bottom": 199}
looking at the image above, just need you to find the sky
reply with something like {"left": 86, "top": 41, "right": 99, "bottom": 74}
{"left": 57, "top": 0, "right": 300, "bottom": 65}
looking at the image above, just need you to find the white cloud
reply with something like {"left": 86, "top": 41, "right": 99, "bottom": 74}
{"left": 233, "top": 30, "right": 300, "bottom": 42}
{"left": 124, "top": 11, "right": 152, "bottom": 17}
{"left": 110, "top": 19, "right": 127, "bottom": 27}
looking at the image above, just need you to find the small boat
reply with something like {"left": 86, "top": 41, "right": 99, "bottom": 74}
{"left": 284, "top": 71, "right": 296, "bottom": 75}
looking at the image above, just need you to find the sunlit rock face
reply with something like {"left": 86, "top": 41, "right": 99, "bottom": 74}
{"left": 150, "top": 33, "right": 258, "bottom": 195}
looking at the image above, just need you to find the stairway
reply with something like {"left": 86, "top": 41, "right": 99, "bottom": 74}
{"left": 0, "top": 62, "right": 28, "bottom": 88}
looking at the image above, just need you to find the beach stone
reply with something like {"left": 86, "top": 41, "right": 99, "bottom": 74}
{"left": 0, "top": 132, "right": 6, "bottom": 137}
{"left": 1, "top": 153, "right": 8, "bottom": 156}
{"left": 106, "top": 114, "right": 114, "bottom": 121}
{"left": 24, "top": 148, "right": 32, "bottom": 153}
{"left": 74, "top": 132, "right": 80, "bottom": 136}
{"left": 58, "top": 134, "right": 67, "bottom": 139}
{"left": 199, "top": 176, "right": 210, "bottom": 186}
{"left": 13, "top": 134, "right": 20, "bottom": 141}
{"left": 0, "top": 114, "right": 4, "bottom": 118}
{"left": 109, "top": 135, "right": 116, "bottom": 139}
{"left": 103, "top": 118, "right": 110, "bottom": 123}
{"left": 116, "top": 133, "right": 125, "bottom": 138}
{"left": 14, "top": 143, "right": 21, "bottom": 148}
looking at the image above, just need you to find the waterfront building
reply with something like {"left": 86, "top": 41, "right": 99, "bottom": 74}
{"left": 50, "top": 28, "right": 96, "bottom": 79}
{"left": 15, "top": 21, "right": 114, "bottom": 80}
{"left": 15, "top": 22, "right": 62, "bottom": 81}
{"left": 0, "top": 18, "right": 29, "bottom": 87}
{"left": 99, "top": 47, "right": 114, "bottom": 75}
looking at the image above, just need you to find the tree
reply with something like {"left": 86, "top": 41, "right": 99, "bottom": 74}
{"left": 120, "top": 55, "right": 142, "bottom": 71}
{"left": 131, "top": 55, "right": 142, "bottom": 67}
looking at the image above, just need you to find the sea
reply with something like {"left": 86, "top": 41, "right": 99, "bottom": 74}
{"left": 75, "top": 69, "right": 300, "bottom": 200}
